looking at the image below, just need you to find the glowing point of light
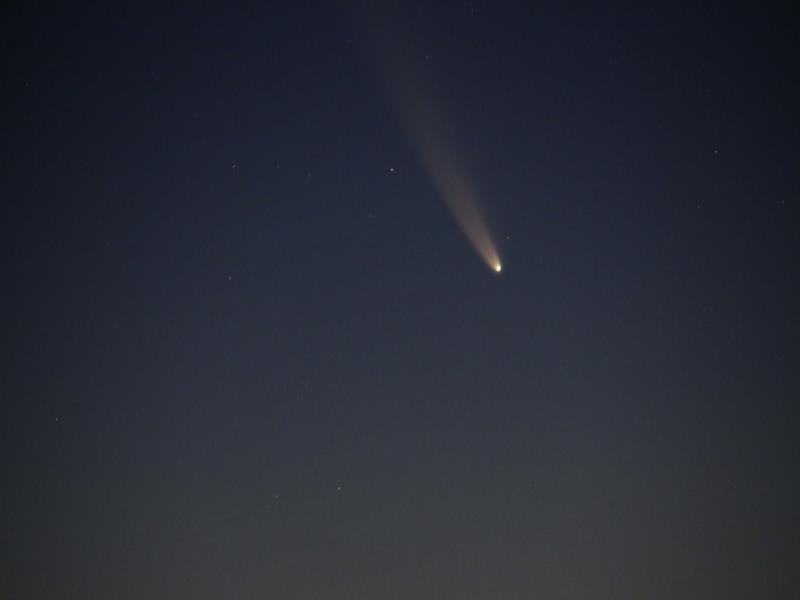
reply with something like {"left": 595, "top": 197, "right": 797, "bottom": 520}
{"left": 494, "top": 263, "right": 502, "bottom": 273}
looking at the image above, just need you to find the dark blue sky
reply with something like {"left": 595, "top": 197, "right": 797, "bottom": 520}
{"left": 2, "top": 2, "right": 799, "bottom": 598}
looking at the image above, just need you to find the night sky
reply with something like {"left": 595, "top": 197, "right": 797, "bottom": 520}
{"left": 2, "top": 2, "right": 799, "bottom": 598}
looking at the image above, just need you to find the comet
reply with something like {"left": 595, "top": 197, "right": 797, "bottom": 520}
{"left": 407, "top": 120, "right": 503, "bottom": 273}
{"left": 360, "top": 5, "right": 503, "bottom": 273}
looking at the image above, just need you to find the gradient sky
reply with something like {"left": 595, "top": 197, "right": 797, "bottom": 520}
{"left": 2, "top": 2, "right": 799, "bottom": 598}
